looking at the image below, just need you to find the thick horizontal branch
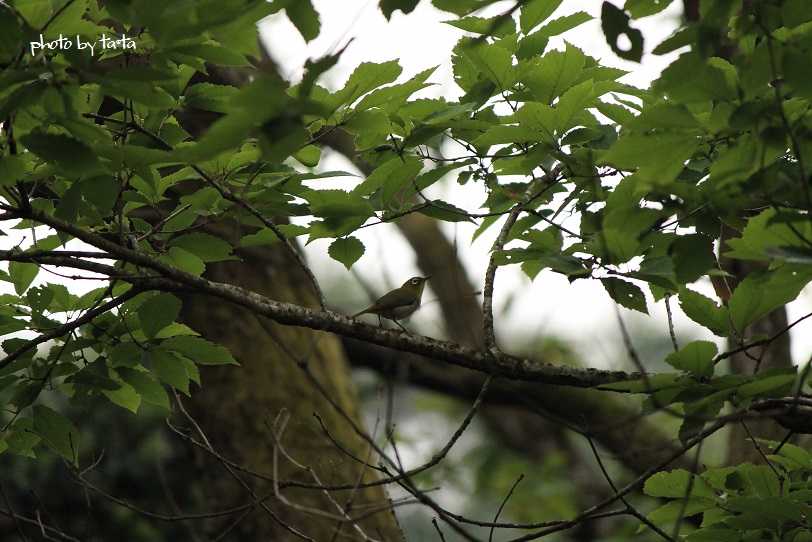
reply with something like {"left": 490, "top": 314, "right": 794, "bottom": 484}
{"left": 3, "top": 206, "right": 645, "bottom": 389}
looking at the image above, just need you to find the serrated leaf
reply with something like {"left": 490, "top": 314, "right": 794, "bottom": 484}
{"left": 517, "top": 12, "right": 592, "bottom": 59}
{"left": 520, "top": 0, "right": 563, "bottom": 33}
{"left": 334, "top": 61, "right": 403, "bottom": 109}
{"left": 329, "top": 237, "right": 365, "bottom": 270}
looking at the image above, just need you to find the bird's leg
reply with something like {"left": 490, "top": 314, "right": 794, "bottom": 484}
{"left": 393, "top": 319, "right": 408, "bottom": 333}
{"left": 377, "top": 315, "right": 383, "bottom": 328}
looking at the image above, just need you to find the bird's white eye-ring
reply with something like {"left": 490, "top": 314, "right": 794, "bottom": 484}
{"left": 410, "top": 278, "right": 420, "bottom": 284}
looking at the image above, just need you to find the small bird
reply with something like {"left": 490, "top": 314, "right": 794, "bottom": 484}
{"left": 352, "top": 276, "right": 430, "bottom": 332}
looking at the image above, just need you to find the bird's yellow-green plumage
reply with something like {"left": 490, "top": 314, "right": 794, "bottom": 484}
{"left": 352, "top": 276, "right": 430, "bottom": 321}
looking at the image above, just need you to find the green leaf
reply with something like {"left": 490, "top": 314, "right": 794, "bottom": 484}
{"left": 671, "top": 234, "right": 715, "bottom": 283}
{"left": 160, "top": 247, "right": 206, "bottom": 276}
{"left": 725, "top": 209, "right": 812, "bottom": 261}
{"left": 101, "top": 80, "right": 176, "bottom": 109}
{"left": 20, "top": 131, "right": 100, "bottom": 177}
{"left": 103, "top": 372, "right": 141, "bottom": 413}
{"left": 0, "top": 155, "right": 26, "bottom": 187}
{"left": 334, "top": 61, "right": 403, "bottom": 109}
{"left": 108, "top": 341, "right": 143, "bottom": 368}
{"left": 118, "top": 367, "right": 170, "bottom": 410}
{"left": 168, "top": 233, "right": 234, "bottom": 263}
{"left": 379, "top": 0, "right": 420, "bottom": 19}
{"left": 0, "top": 5, "right": 23, "bottom": 64}
{"left": 356, "top": 67, "right": 436, "bottom": 112}
{"left": 601, "top": 2, "right": 643, "bottom": 62}
{"left": 555, "top": 79, "right": 594, "bottom": 132}
{"left": 517, "top": 12, "right": 592, "bottom": 59}
{"left": 283, "top": 0, "right": 320, "bottom": 42}
{"left": 644, "top": 469, "right": 713, "bottom": 498}
{"left": 685, "top": 529, "right": 740, "bottom": 542}
{"left": 460, "top": 40, "right": 515, "bottom": 89}
{"left": 184, "top": 83, "right": 239, "bottom": 113}
{"left": 625, "top": 0, "right": 674, "bottom": 18}
{"left": 520, "top": 0, "right": 563, "bottom": 33}
{"left": 162, "top": 336, "right": 237, "bottom": 365}
{"left": 521, "top": 44, "right": 586, "bottom": 103}
{"left": 737, "top": 370, "right": 796, "bottom": 399}
{"left": 445, "top": 15, "right": 515, "bottom": 37}
{"left": 33, "top": 405, "right": 79, "bottom": 465}
{"left": 728, "top": 265, "right": 812, "bottom": 333}
{"left": 149, "top": 348, "right": 190, "bottom": 395}
{"left": 655, "top": 52, "right": 738, "bottom": 103}
{"left": 328, "top": 237, "right": 365, "bottom": 270}
{"left": 418, "top": 200, "right": 474, "bottom": 222}
{"left": 601, "top": 277, "right": 648, "bottom": 313}
{"left": 137, "top": 293, "right": 182, "bottom": 339}
{"left": 665, "top": 340, "right": 717, "bottom": 378}
{"left": 646, "top": 499, "right": 713, "bottom": 527}
{"left": 678, "top": 287, "right": 731, "bottom": 337}
{"left": 294, "top": 145, "right": 321, "bottom": 167}
{"left": 601, "top": 132, "right": 699, "bottom": 186}
{"left": 239, "top": 225, "right": 308, "bottom": 247}
{"left": 9, "top": 262, "right": 38, "bottom": 295}
{"left": 304, "top": 189, "right": 374, "bottom": 221}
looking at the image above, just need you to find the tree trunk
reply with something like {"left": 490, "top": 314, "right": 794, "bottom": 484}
{"left": 178, "top": 225, "right": 404, "bottom": 541}
{"left": 719, "top": 227, "right": 793, "bottom": 464}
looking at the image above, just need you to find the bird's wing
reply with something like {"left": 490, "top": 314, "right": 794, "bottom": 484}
{"left": 371, "top": 289, "right": 411, "bottom": 309}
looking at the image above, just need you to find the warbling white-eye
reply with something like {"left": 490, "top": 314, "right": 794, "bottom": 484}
{"left": 352, "top": 276, "right": 430, "bottom": 331}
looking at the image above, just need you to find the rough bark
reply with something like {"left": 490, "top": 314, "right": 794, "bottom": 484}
{"left": 719, "top": 226, "right": 793, "bottom": 464}
{"left": 179, "top": 228, "right": 404, "bottom": 541}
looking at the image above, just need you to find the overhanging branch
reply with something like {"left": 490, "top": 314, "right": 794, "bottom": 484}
{"left": 1, "top": 205, "right": 644, "bottom": 389}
